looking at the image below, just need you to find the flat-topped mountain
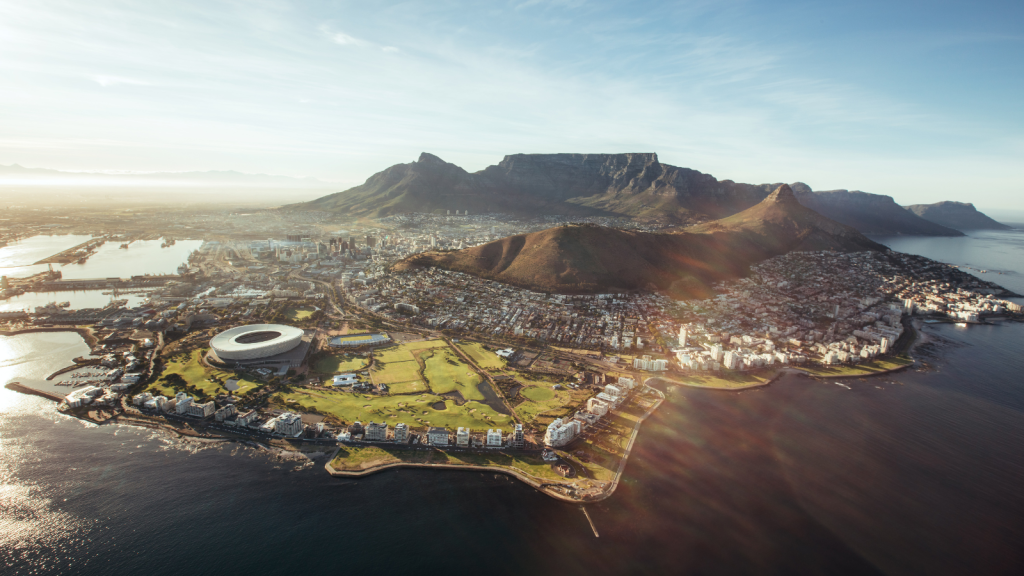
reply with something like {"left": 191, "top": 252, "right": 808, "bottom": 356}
{"left": 904, "top": 201, "right": 1010, "bottom": 231}
{"left": 291, "top": 152, "right": 961, "bottom": 236}
{"left": 395, "top": 185, "right": 887, "bottom": 297}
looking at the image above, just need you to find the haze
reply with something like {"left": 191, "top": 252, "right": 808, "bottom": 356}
{"left": 1, "top": 0, "right": 1022, "bottom": 211}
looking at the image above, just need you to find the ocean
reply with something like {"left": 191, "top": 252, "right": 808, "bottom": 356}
{"left": 2, "top": 230, "right": 1024, "bottom": 575}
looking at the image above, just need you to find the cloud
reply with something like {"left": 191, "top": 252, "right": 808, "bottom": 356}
{"left": 382, "top": 46, "right": 400, "bottom": 53}
{"left": 329, "top": 31, "right": 368, "bottom": 47}
{"left": 92, "top": 75, "right": 151, "bottom": 87}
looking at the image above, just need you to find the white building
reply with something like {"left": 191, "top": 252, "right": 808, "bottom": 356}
{"left": 332, "top": 373, "right": 358, "bottom": 387}
{"left": 234, "top": 409, "right": 258, "bottom": 427}
{"left": 723, "top": 350, "right": 742, "bottom": 370}
{"left": 175, "top": 393, "right": 194, "bottom": 414}
{"left": 587, "top": 397, "right": 610, "bottom": 416}
{"left": 633, "top": 355, "right": 667, "bottom": 371}
{"left": 543, "top": 418, "right": 581, "bottom": 447}
{"left": 365, "top": 421, "right": 388, "bottom": 441}
{"left": 617, "top": 377, "right": 636, "bottom": 390}
{"left": 456, "top": 427, "right": 470, "bottom": 447}
{"left": 511, "top": 424, "right": 525, "bottom": 449}
{"left": 133, "top": 392, "right": 153, "bottom": 406}
{"left": 486, "top": 428, "right": 503, "bottom": 447}
{"left": 394, "top": 423, "right": 409, "bottom": 443}
{"left": 187, "top": 401, "right": 215, "bottom": 418}
{"left": 215, "top": 404, "right": 238, "bottom": 422}
{"left": 275, "top": 412, "right": 304, "bottom": 437}
{"left": 428, "top": 427, "right": 449, "bottom": 446}
{"left": 604, "top": 384, "right": 624, "bottom": 398}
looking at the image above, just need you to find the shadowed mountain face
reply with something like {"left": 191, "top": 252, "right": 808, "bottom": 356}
{"left": 292, "top": 152, "right": 962, "bottom": 236}
{"left": 904, "top": 201, "right": 1010, "bottom": 231}
{"left": 396, "top": 185, "right": 888, "bottom": 297}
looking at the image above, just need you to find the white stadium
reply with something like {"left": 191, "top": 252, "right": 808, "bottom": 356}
{"left": 209, "top": 324, "right": 305, "bottom": 361}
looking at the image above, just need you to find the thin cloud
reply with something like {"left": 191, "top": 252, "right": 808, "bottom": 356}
{"left": 92, "top": 75, "right": 151, "bottom": 87}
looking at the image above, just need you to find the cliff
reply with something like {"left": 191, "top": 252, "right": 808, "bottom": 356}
{"left": 904, "top": 201, "right": 1010, "bottom": 231}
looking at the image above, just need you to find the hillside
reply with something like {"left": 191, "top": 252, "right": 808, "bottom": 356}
{"left": 791, "top": 187, "right": 963, "bottom": 237}
{"left": 904, "top": 201, "right": 1010, "bottom": 231}
{"left": 290, "top": 152, "right": 962, "bottom": 236}
{"left": 396, "top": 185, "right": 887, "bottom": 297}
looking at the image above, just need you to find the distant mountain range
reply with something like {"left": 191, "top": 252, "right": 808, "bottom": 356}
{"left": 904, "top": 201, "right": 1011, "bottom": 231}
{"left": 291, "top": 152, "right": 987, "bottom": 236}
{"left": 396, "top": 185, "right": 887, "bottom": 297}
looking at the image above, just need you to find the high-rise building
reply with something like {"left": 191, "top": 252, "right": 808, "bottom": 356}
{"left": 394, "top": 423, "right": 409, "bottom": 443}
{"left": 511, "top": 424, "right": 525, "bottom": 449}
{"left": 678, "top": 327, "right": 687, "bottom": 346}
{"left": 365, "top": 235, "right": 376, "bottom": 248}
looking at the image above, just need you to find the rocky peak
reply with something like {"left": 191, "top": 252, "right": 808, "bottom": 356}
{"left": 764, "top": 184, "right": 799, "bottom": 205}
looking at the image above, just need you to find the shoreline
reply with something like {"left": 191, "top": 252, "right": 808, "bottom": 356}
{"left": 0, "top": 325, "right": 98, "bottom": 348}
{"left": 325, "top": 386, "right": 666, "bottom": 503}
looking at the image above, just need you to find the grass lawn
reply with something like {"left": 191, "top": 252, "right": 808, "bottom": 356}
{"left": 283, "top": 306, "right": 316, "bottom": 321}
{"left": 370, "top": 360, "right": 421, "bottom": 385}
{"left": 329, "top": 444, "right": 563, "bottom": 480}
{"left": 797, "top": 356, "right": 914, "bottom": 378}
{"left": 422, "top": 348, "right": 484, "bottom": 401}
{"left": 659, "top": 370, "right": 775, "bottom": 390}
{"left": 313, "top": 353, "right": 368, "bottom": 374}
{"left": 276, "top": 388, "right": 513, "bottom": 430}
{"left": 149, "top": 349, "right": 262, "bottom": 399}
{"left": 571, "top": 402, "right": 645, "bottom": 481}
{"left": 389, "top": 380, "right": 429, "bottom": 394}
{"left": 455, "top": 341, "right": 506, "bottom": 370}
{"left": 514, "top": 382, "right": 591, "bottom": 427}
{"left": 373, "top": 339, "right": 448, "bottom": 365}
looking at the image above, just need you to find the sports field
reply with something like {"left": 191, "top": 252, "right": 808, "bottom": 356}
{"left": 276, "top": 388, "right": 513, "bottom": 430}
{"left": 283, "top": 306, "right": 316, "bottom": 321}
{"left": 455, "top": 341, "right": 506, "bottom": 370}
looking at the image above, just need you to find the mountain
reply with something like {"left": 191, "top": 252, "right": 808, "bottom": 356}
{"left": 291, "top": 152, "right": 962, "bottom": 236}
{"left": 904, "top": 201, "right": 1010, "bottom": 231}
{"left": 294, "top": 152, "right": 778, "bottom": 221}
{"left": 395, "top": 185, "right": 887, "bottom": 297}
{"left": 790, "top": 187, "right": 963, "bottom": 237}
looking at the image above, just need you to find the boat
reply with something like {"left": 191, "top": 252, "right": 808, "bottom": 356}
{"left": 955, "top": 322, "right": 968, "bottom": 327}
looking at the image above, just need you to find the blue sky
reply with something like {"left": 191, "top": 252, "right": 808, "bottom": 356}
{"left": 1, "top": 0, "right": 1021, "bottom": 209}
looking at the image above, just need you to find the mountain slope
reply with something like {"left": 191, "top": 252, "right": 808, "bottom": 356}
{"left": 904, "top": 201, "right": 1010, "bottom": 231}
{"left": 292, "top": 152, "right": 961, "bottom": 236}
{"left": 792, "top": 188, "right": 964, "bottom": 236}
{"left": 396, "top": 185, "right": 887, "bottom": 297}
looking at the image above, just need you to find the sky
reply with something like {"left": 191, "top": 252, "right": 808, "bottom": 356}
{"left": 1, "top": 0, "right": 1022, "bottom": 210}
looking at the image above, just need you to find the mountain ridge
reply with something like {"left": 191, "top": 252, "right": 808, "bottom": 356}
{"left": 396, "top": 184, "right": 888, "bottom": 297}
{"left": 292, "top": 152, "right": 962, "bottom": 236}
{"left": 905, "top": 201, "right": 1010, "bottom": 231}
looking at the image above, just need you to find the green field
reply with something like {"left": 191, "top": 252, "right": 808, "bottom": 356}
{"left": 658, "top": 370, "right": 775, "bottom": 390}
{"left": 796, "top": 356, "right": 914, "bottom": 378}
{"left": 388, "top": 380, "right": 429, "bottom": 394}
{"left": 283, "top": 306, "right": 316, "bottom": 321}
{"left": 313, "top": 353, "right": 368, "bottom": 374}
{"left": 370, "top": 339, "right": 462, "bottom": 390}
{"left": 329, "top": 444, "right": 563, "bottom": 480}
{"left": 149, "top": 349, "right": 263, "bottom": 399}
{"left": 277, "top": 388, "right": 513, "bottom": 430}
{"left": 370, "top": 360, "right": 421, "bottom": 385}
{"left": 422, "top": 348, "right": 484, "bottom": 401}
{"left": 455, "top": 341, "right": 506, "bottom": 370}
